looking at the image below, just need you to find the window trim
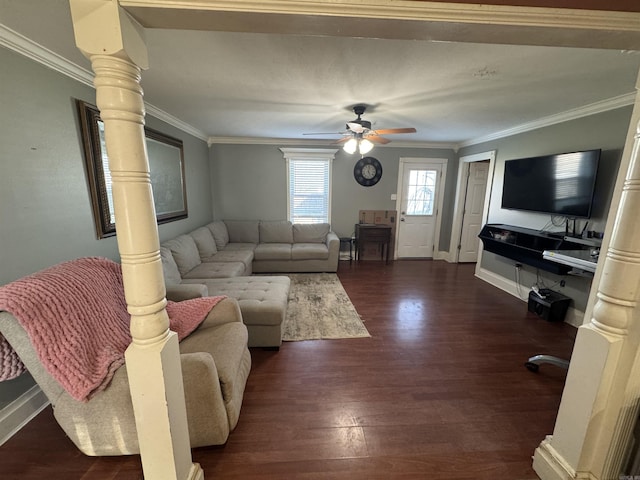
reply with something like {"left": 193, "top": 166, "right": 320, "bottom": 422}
{"left": 280, "top": 148, "right": 337, "bottom": 224}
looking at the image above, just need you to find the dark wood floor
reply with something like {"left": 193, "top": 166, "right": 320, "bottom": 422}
{"left": 0, "top": 260, "right": 576, "bottom": 479}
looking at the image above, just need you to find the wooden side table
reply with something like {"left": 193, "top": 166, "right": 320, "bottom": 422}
{"left": 355, "top": 224, "right": 392, "bottom": 263}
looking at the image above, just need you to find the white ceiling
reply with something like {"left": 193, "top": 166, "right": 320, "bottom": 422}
{"left": 2, "top": 0, "right": 640, "bottom": 147}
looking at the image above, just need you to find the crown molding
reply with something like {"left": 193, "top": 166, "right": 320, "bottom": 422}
{"left": 0, "top": 24, "right": 94, "bottom": 87}
{"left": 0, "top": 24, "right": 208, "bottom": 142}
{"left": 145, "top": 105, "right": 208, "bottom": 141}
{"left": 208, "top": 136, "right": 458, "bottom": 151}
{"left": 207, "top": 136, "right": 335, "bottom": 147}
{"left": 385, "top": 140, "right": 459, "bottom": 151}
{"left": 460, "top": 92, "right": 637, "bottom": 148}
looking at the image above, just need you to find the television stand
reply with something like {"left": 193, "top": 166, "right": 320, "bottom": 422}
{"left": 478, "top": 224, "right": 587, "bottom": 274}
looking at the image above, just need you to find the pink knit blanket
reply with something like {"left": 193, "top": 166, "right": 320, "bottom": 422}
{"left": 0, "top": 257, "right": 225, "bottom": 402}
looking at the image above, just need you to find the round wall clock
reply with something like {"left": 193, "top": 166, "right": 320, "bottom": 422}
{"left": 354, "top": 157, "right": 383, "bottom": 187}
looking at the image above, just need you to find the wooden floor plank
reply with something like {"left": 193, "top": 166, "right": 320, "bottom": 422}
{"left": 0, "top": 260, "right": 576, "bottom": 479}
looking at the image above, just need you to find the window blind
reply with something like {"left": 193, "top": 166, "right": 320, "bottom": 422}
{"left": 288, "top": 159, "right": 330, "bottom": 224}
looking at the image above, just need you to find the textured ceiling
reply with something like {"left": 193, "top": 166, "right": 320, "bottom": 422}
{"left": 2, "top": 0, "right": 640, "bottom": 146}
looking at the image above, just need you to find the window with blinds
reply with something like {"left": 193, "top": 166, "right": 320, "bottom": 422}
{"left": 281, "top": 148, "right": 336, "bottom": 225}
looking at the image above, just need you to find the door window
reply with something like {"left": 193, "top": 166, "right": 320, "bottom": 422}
{"left": 406, "top": 169, "right": 437, "bottom": 216}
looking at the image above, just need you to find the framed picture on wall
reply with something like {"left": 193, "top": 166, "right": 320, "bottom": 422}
{"left": 76, "top": 99, "right": 188, "bottom": 239}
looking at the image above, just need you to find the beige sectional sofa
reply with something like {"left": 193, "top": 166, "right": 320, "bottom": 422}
{"left": 160, "top": 220, "right": 340, "bottom": 347}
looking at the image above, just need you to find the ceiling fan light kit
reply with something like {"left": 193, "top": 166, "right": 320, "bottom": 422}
{"left": 343, "top": 137, "right": 358, "bottom": 154}
{"left": 359, "top": 138, "right": 374, "bottom": 154}
{"left": 344, "top": 137, "right": 374, "bottom": 155}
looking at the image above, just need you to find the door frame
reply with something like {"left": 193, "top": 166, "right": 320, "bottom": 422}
{"left": 394, "top": 157, "right": 448, "bottom": 260}
{"left": 448, "top": 150, "right": 496, "bottom": 263}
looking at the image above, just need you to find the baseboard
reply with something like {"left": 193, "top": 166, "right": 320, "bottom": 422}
{"left": 475, "top": 267, "right": 584, "bottom": 327}
{"left": 476, "top": 266, "right": 525, "bottom": 299}
{"left": 564, "top": 308, "right": 584, "bottom": 328}
{"left": 532, "top": 436, "right": 584, "bottom": 480}
{"left": 0, "top": 385, "right": 49, "bottom": 446}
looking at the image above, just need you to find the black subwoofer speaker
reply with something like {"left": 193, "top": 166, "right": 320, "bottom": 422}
{"left": 527, "top": 289, "right": 571, "bottom": 322}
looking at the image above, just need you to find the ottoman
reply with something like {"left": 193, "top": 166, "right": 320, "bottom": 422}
{"left": 199, "top": 276, "right": 290, "bottom": 348}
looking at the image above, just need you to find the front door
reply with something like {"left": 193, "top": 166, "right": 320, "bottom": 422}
{"left": 396, "top": 161, "right": 444, "bottom": 258}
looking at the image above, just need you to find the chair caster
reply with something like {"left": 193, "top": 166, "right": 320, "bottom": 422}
{"left": 525, "top": 354, "right": 569, "bottom": 372}
{"left": 525, "top": 361, "right": 540, "bottom": 373}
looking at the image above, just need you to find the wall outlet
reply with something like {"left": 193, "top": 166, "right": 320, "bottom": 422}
{"left": 390, "top": 193, "right": 397, "bottom": 201}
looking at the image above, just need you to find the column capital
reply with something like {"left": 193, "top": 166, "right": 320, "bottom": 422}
{"left": 69, "top": 0, "right": 148, "bottom": 69}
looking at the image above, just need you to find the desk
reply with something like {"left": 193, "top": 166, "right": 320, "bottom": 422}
{"left": 355, "top": 224, "right": 392, "bottom": 263}
{"left": 542, "top": 249, "right": 598, "bottom": 274}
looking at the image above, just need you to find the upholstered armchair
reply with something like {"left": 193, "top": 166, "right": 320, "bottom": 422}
{"left": 0, "top": 258, "right": 251, "bottom": 456}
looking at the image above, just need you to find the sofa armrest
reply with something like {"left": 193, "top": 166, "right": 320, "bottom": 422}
{"left": 180, "top": 352, "right": 230, "bottom": 445}
{"left": 175, "top": 297, "right": 244, "bottom": 344}
{"left": 54, "top": 350, "right": 230, "bottom": 455}
{"left": 197, "top": 297, "right": 243, "bottom": 328}
{"left": 166, "top": 283, "right": 208, "bottom": 301}
{"left": 326, "top": 231, "right": 340, "bottom": 272}
{"left": 326, "top": 231, "right": 340, "bottom": 253}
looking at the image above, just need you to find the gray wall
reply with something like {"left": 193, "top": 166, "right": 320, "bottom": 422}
{"left": 459, "top": 106, "right": 632, "bottom": 313}
{"left": 0, "top": 48, "right": 212, "bottom": 408}
{"left": 210, "top": 143, "right": 459, "bottom": 248}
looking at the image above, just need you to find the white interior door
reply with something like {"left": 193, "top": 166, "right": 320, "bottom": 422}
{"left": 458, "top": 161, "right": 489, "bottom": 263}
{"left": 396, "top": 163, "right": 443, "bottom": 258}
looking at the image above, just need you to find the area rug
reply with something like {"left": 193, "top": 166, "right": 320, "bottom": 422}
{"left": 282, "top": 273, "right": 370, "bottom": 341}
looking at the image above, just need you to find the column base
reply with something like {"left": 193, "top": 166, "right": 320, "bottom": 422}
{"left": 188, "top": 463, "right": 204, "bottom": 480}
{"left": 533, "top": 435, "right": 590, "bottom": 480}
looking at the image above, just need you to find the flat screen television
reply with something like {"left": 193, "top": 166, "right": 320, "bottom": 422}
{"left": 502, "top": 149, "right": 600, "bottom": 218}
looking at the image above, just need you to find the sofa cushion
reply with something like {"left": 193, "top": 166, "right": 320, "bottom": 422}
{"left": 224, "top": 220, "right": 259, "bottom": 244}
{"left": 190, "top": 227, "right": 218, "bottom": 258}
{"left": 292, "top": 243, "right": 329, "bottom": 260}
{"left": 163, "top": 235, "right": 202, "bottom": 277}
{"left": 160, "top": 246, "right": 183, "bottom": 285}
{"left": 183, "top": 262, "right": 246, "bottom": 279}
{"left": 254, "top": 243, "right": 292, "bottom": 261}
{"left": 260, "top": 220, "right": 293, "bottom": 243}
{"left": 222, "top": 243, "right": 256, "bottom": 252}
{"left": 206, "top": 250, "right": 254, "bottom": 270}
{"left": 207, "top": 221, "right": 229, "bottom": 249}
{"left": 293, "top": 223, "right": 330, "bottom": 243}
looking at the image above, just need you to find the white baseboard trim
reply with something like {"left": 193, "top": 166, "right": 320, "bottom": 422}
{"left": 0, "top": 385, "right": 49, "bottom": 446}
{"left": 475, "top": 267, "right": 584, "bottom": 327}
{"left": 476, "top": 266, "right": 525, "bottom": 299}
{"left": 532, "top": 436, "right": 586, "bottom": 480}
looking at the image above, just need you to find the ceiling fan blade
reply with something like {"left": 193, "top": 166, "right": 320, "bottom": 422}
{"left": 347, "top": 122, "right": 366, "bottom": 134}
{"left": 370, "top": 128, "right": 416, "bottom": 135}
{"left": 334, "top": 137, "right": 351, "bottom": 145}
{"left": 367, "top": 135, "right": 391, "bottom": 145}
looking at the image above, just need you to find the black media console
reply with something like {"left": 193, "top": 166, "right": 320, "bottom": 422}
{"left": 478, "top": 224, "right": 587, "bottom": 275}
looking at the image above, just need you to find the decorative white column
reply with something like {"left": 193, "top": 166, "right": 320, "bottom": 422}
{"left": 69, "top": 2, "right": 203, "bottom": 479}
{"left": 533, "top": 71, "right": 640, "bottom": 480}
